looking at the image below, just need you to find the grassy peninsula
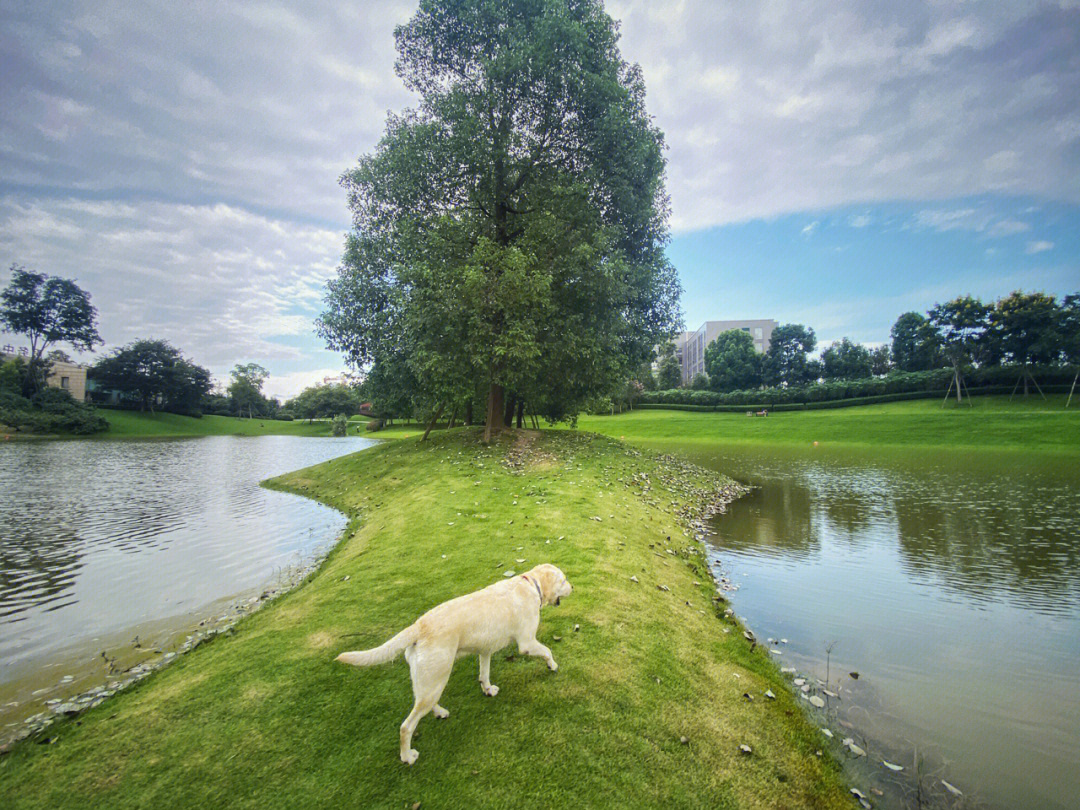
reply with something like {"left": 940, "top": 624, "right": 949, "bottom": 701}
{"left": 578, "top": 395, "right": 1080, "bottom": 453}
{"left": 0, "top": 430, "right": 850, "bottom": 809}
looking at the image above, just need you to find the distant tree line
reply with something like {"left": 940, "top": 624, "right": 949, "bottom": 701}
{"left": 625, "top": 291, "right": 1080, "bottom": 408}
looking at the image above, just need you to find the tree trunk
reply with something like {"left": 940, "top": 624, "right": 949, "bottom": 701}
{"left": 465, "top": 400, "right": 473, "bottom": 426}
{"left": 421, "top": 402, "right": 445, "bottom": 442}
{"left": 515, "top": 399, "right": 524, "bottom": 429}
{"left": 503, "top": 393, "right": 516, "bottom": 428}
{"left": 1067, "top": 371, "right": 1078, "bottom": 409}
{"left": 447, "top": 406, "right": 457, "bottom": 430}
{"left": 483, "top": 384, "right": 505, "bottom": 444}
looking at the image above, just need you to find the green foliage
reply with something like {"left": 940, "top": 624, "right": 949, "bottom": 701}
{"left": 330, "top": 413, "right": 349, "bottom": 436}
{"left": 0, "top": 265, "right": 101, "bottom": 392}
{"left": 656, "top": 355, "right": 682, "bottom": 390}
{"left": 0, "top": 386, "right": 107, "bottom": 434}
{"left": 704, "top": 329, "right": 761, "bottom": 392}
{"left": 928, "top": 296, "right": 991, "bottom": 370}
{"left": 890, "top": 311, "right": 941, "bottom": 372}
{"left": 89, "top": 339, "right": 212, "bottom": 415}
{"left": 690, "top": 372, "right": 710, "bottom": 390}
{"left": 821, "top": 337, "right": 872, "bottom": 380}
{"left": 634, "top": 361, "right": 656, "bottom": 391}
{"left": 638, "top": 364, "right": 1078, "bottom": 408}
{"left": 763, "top": 323, "right": 816, "bottom": 386}
{"left": 1062, "top": 293, "right": 1080, "bottom": 365}
{"left": 990, "top": 290, "right": 1062, "bottom": 367}
{"left": 870, "top": 344, "right": 892, "bottom": 376}
{"left": 318, "top": 0, "right": 680, "bottom": 433}
{"left": 287, "top": 384, "right": 361, "bottom": 421}
{"left": 228, "top": 363, "right": 269, "bottom": 418}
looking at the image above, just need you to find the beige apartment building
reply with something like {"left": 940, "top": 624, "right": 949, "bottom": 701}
{"left": 675, "top": 319, "right": 777, "bottom": 384}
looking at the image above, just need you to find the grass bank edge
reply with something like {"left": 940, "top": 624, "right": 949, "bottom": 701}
{"left": 1, "top": 429, "right": 852, "bottom": 809}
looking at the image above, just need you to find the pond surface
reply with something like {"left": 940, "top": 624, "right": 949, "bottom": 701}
{"left": 662, "top": 441, "right": 1079, "bottom": 810}
{"left": 0, "top": 435, "right": 373, "bottom": 739}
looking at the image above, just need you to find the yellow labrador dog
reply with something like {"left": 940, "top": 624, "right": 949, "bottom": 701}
{"left": 336, "top": 563, "right": 572, "bottom": 765}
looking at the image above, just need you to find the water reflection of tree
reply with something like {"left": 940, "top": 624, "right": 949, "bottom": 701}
{"left": 0, "top": 526, "right": 84, "bottom": 622}
{"left": 894, "top": 489, "right": 1080, "bottom": 613}
{"left": 721, "top": 479, "right": 819, "bottom": 555}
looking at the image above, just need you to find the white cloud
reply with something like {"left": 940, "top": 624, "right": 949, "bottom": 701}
{"left": 0, "top": 197, "right": 342, "bottom": 371}
{"left": 264, "top": 369, "right": 350, "bottom": 401}
{"left": 1026, "top": 240, "right": 1054, "bottom": 254}
{"left": 802, "top": 221, "right": 819, "bottom": 236}
{"left": 848, "top": 214, "right": 871, "bottom": 228}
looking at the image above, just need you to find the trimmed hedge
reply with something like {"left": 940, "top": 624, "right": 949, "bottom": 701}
{"left": 634, "top": 365, "right": 1077, "bottom": 409}
{"left": 631, "top": 381, "right": 1075, "bottom": 413}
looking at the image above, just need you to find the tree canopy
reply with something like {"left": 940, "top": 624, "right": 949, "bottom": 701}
{"left": 228, "top": 363, "right": 270, "bottom": 418}
{"left": 704, "top": 329, "right": 761, "bottom": 392}
{"left": 287, "top": 383, "right": 361, "bottom": 422}
{"left": 317, "top": 0, "right": 680, "bottom": 440}
{"left": 1, "top": 265, "right": 101, "bottom": 391}
{"left": 890, "top": 312, "right": 940, "bottom": 372}
{"left": 763, "top": 324, "right": 816, "bottom": 387}
{"left": 90, "top": 339, "right": 212, "bottom": 414}
{"left": 821, "top": 338, "right": 872, "bottom": 380}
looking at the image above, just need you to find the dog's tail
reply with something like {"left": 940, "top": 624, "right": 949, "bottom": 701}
{"left": 335, "top": 624, "right": 419, "bottom": 667}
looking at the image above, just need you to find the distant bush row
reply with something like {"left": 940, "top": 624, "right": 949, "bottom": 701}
{"left": 634, "top": 365, "right": 1076, "bottom": 409}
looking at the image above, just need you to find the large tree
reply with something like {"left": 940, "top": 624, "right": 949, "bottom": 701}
{"left": 318, "top": 0, "right": 680, "bottom": 441}
{"left": 989, "top": 291, "right": 1062, "bottom": 396}
{"left": 890, "top": 311, "right": 940, "bottom": 372}
{"left": 821, "top": 338, "right": 872, "bottom": 381}
{"left": 704, "top": 329, "right": 761, "bottom": 392}
{"left": 1062, "top": 293, "right": 1080, "bottom": 407}
{"left": 1, "top": 265, "right": 101, "bottom": 392}
{"left": 90, "top": 339, "right": 212, "bottom": 414}
{"left": 928, "top": 296, "right": 990, "bottom": 404}
{"left": 228, "top": 363, "right": 269, "bottom": 419}
{"left": 763, "top": 324, "right": 816, "bottom": 387}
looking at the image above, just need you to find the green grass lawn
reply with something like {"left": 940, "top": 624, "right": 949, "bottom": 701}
{"left": 577, "top": 395, "right": 1080, "bottom": 453}
{"left": 0, "top": 430, "right": 850, "bottom": 810}
{"left": 98, "top": 410, "right": 349, "bottom": 438}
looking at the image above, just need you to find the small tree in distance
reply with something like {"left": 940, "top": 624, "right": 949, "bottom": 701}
{"left": 228, "top": 363, "right": 269, "bottom": 418}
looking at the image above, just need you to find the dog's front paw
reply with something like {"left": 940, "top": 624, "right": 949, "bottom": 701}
{"left": 401, "top": 748, "right": 419, "bottom": 765}
{"left": 547, "top": 660, "right": 559, "bottom": 672}
{"left": 433, "top": 705, "right": 449, "bottom": 719}
{"left": 482, "top": 684, "right": 500, "bottom": 697}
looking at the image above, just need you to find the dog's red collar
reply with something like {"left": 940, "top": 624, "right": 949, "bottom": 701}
{"left": 520, "top": 574, "right": 543, "bottom": 604}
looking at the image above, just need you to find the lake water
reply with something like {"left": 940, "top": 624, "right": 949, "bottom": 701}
{"left": 0, "top": 435, "right": 373, "bottom": 741}
{"left": 661, "top": 441, "right": 1079, "bottom": 810}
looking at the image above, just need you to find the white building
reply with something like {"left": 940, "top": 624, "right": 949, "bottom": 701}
{"left": 674, "top": 319, "right": 778, "bottom": 384}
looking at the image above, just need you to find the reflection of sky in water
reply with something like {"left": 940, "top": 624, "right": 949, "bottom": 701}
{"left": 670, "top": 443, "right": 1080, "bottom": 810}
{"left": 0, "top": 436, "right": 374, "bottom": 673}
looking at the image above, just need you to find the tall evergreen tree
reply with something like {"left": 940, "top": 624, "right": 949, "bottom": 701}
{"left": 318, "top": 0, "right": 680, "bottom": 441}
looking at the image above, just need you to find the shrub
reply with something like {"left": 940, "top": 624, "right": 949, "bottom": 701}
{"left": 331, "top": 413, "right": 349, "bottom": 437}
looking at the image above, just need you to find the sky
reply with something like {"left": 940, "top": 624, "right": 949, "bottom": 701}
{"left": 1, "top": 1, "right": 1078, "bottom": 398}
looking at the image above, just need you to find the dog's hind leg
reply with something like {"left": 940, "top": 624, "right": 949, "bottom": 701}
{"left": 399, "top": 647, "right": 454, "bottom": 765}
{"left": 478, "top": 652, "right": 499, "bottom": 696}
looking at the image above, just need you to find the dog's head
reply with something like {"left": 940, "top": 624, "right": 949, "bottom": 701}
{"left": 530, "top": 563, "right": 573, "bottom": 607}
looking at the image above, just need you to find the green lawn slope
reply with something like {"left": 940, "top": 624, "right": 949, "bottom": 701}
{"left": 578, "top": 395, "right": 1080, "bottom": 453}
{"left": 0, "top": 430, "right": 850, "bottom": 810}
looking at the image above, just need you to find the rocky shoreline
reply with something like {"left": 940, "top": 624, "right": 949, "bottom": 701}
{"left": 1, "top": 549, "right": 331, "bottom": 751}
